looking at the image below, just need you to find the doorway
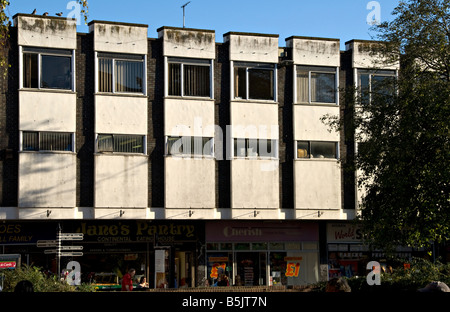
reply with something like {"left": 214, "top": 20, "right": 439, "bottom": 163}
{"left": 236, "top": 252, "right": 267, "bottom": 286}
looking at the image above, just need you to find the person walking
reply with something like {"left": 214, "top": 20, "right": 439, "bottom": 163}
{"left": 121, "top": 268, "right": 136, "bottom": 291}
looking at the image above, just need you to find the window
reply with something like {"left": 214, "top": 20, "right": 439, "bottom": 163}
{"left": 296, "top": 141, "right": 337, "bottom": 159}
{"left": 22, "top": 131, "right": 73, "bottom": 152}
{"left": 234, "top": 62, "right": 275, "bottom": 101}
{"left": 167, "top": 58, "right": 212, "bottom": 97}
{"left": 166, "top": 136, "right": 214, "bottom": 157}
{"left": 233, "top": 138, "right": 277, "bottom": 158}
{"left": 97, "top": 134, "right": 145, "bottom": 154}
{"left": 23, "top": 47, "right": 73, "bottom": 90}
{"left": 297, "top": 66, "right": 337, "bottom": 104}
{"left": 357, "top": 69, "right": 396, "bottom": 104}
{"left": 98, "top": 53, "right": 145, "bottom": 94}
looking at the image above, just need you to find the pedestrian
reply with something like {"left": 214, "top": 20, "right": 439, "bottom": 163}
{"left": 121, "top": 268, "right": 136, "bottom": 291}
{"left": 14, "top": 280, "right": 34, "bottom": 293}
{"left": 136, "top": 276, "right": 149, "bottom": 290}
{"left": 217, "top": 274, "right": 229, "bottom": 286}
{"left": 325, "top": 277, "right": 351, "bottom": 292}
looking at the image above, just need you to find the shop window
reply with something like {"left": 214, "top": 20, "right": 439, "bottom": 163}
{"left": 269, "top": 242, "right": 285, "bottom": 250}
{"left": 206, "top": 243, "right": 219, "bottom": 251}
{"left": 303, "top": 242, "right": 318, "bottom": 250}
{"left": 98, "top": 53, "right": 145, "bottom": 94}
{"left": 234, "top": 62, "right": 275, "bottom": 101}
{"left": 168, "top": 57, "right": 212, "bottom": 98}
{"left": 297, "top": 66, "right": 337, "bottom": 104}
{"left": 166, "top": 136, "right": 214, "bottom": 157}
{"left": 220, "top": 243, "right": 232, "bottom": 250}
{"left": 97, "top": 134, "right": 145, "bottom": 154}
{"left": 22, "top": 131, "right": 73, "bottom": 152}
{"left": 233, "top": 138, "right": 277, "bottom": 159}
{"left": 252, "top": 243, "right": 268, "bottom": 250}
{"left": 296, "top": 141, "right": 338, "bottom": 159}
{"left": 23, "top": 47, "right": 73, "bottom": 90}
{"left": 270, "top": 252, "right": 287, "bottom": 286}
{"left": 234, "top": 243, "right": 250, "bottom": 250}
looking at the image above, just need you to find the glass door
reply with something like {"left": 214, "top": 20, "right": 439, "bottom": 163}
{"left": 236, "top": 252, "right": 267, "bottom": 286}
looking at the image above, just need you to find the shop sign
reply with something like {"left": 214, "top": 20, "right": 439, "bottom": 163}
{"left": 76, "top": 221, "right": 199, "bottom": 244}
{"left": 206, "top": 221, "right": 318, "bottom": 242}
{"left": 0, "top": 223, "right": 54, "bottom": 245}
{"left": 0, "top": 261, "right": 16, "bottom": 269}
{"left": 284, "top": 257, "right": 302, "bottom": 278}
{"left": 327, "top": 223, "right": 363, "bottom": 243}
{"left": 210, "top": 263, "right": 226, "bottom": 279}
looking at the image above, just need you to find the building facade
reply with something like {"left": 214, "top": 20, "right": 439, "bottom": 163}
{"left": 0, "top": 14, "right": 408, "bottom": 288}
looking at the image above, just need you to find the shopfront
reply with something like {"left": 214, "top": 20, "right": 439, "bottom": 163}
{"left": 326, "top": 222, "right": 418, "bottom": 279}
{"left": 205, "top": 221, "right": 319, "bottom": 287}
{"left": 0, "top": 220, "right": 203, "bottom": 289}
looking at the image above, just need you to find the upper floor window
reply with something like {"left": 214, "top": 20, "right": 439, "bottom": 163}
{"left": 233, "top": 138, "right": 278, "bottom": 159}
{"left": 98, "top": 53, "right": 145, "bottom": 94}
{"left": 234, "top": 62, "right": 276, "bottom": 101}
{"left": 166, "top": 136, "right": 214, "bottom": 157}
{"left": 167, "top": 57, "right": 212, "bottom": 98}
{"left": 97, "top": 134, "right": 145, "bottom": 154}
{"left": 357, "top": 69, "right": 396, "bottom": 104}
{"left": 296, "top": 66, "right": 337, "bottom": 104}
{"left": 22, "top": 131, "right": 74, "bottom": 152}
{"left": 23, "top": 47, "right": 73, "bottom": 90}
{"left": 296, "top": 141, "right": 338, "bottom": 159}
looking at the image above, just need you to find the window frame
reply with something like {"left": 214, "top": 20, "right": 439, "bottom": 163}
{"left": 232, "top": 138, "right": 279, "bottom": 160}
{"left": 232, "top": 61, "right": 277, "bottom": 102}
{"left": 165, "top": 57, "right": 214, "bottom": 99}
{"left": 21, "top": 131, "right": 75, "bottom": 152}
{"left": 356, "top": 69, "right": 397, "bottom": 105}
{"left": 96, "top": 133, "right": 147, "bottom": 155}
{"left": 295, "top": 141, "right": 339, "bottom": 160}
{"left": 96, "top": 52, "right": 147, "bottom": 96}
{"left": 165, "top": 136, "right": 215, "bottom": 158}
{"left": 20, "top": 46, "right": 75, "bottom": 91}
{"left": 295, "top": 65, "right": 339, "bottom": 105}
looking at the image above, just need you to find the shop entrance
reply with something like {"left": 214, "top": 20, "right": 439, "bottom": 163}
{"left": 236, "top": 252, "right": 267, "bottom": 286}
{"left": 174, "top": 251, "right": 194, "bottom": 288}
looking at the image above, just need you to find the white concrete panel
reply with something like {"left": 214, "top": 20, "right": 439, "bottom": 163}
{"left": 18, "top": 152, "right": 76, "bottom": 208}
{"left": 287, "top": 37, "right": 340, "bottom": 67}
{"left": 293, "top": 105, "right": 339, "bottom": 141}
{"left": 164, "top": 99, "right": 215, "bottom": 137}
{"left": 14, "top": 15, "right": 77, "bottom": 50}
{"left": 294, "top": 160, "right": 341, "bottom": 210}
{"left": 90, "top": 21, "right": 148, "bottom": 55}
{"left": 94, "top": 155, "right": 148, "bottom": 208}
{"left": 346, "top": 40, "right": 399, "bottom": 70}
{"left": 158, "top": 27, "right": 215, "bottom": 59}
{"left": 224, "top": 33, "right": 279, "bottom": 63}
{"left": 231, "top": 159, "right": 279, "bottom": 208}
{"left": 19, "top": 91, "right": 76, "bottom": 132}
{"left": 164, "top": 157, "right": 215, "bottom": 209}
{"left": 231, "top": 102, "right": 279, "bottom": 139}
{"left": 95, "top": 95, "right": 147, "bottom": 135}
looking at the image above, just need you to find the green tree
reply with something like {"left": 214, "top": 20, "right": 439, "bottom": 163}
{"left": 352, "top": 0, "right": 450, "bottom": 253}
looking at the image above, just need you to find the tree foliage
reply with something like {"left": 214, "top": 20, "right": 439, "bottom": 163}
{"left": 353, "top": 0, "right": 450, "bottom": 252}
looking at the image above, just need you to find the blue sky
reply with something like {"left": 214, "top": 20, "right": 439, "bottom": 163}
{"left": 7, "top": 0, "right": 400, "bottom": 49}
